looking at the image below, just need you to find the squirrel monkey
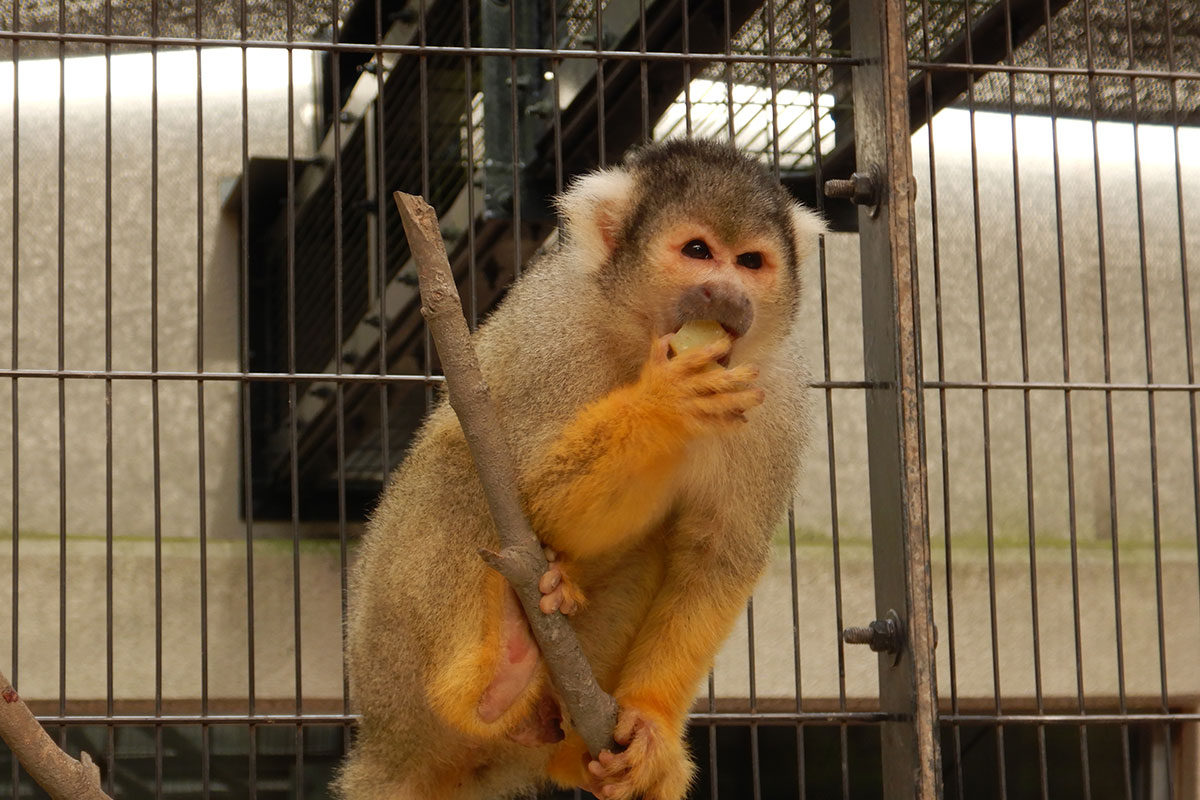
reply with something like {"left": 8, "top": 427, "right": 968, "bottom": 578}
{"left": 335, "top": 139, "right": 823, "bottom": 800}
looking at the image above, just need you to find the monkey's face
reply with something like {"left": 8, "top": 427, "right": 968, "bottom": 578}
{"left": 638, "top": 219, "right": 797, "bottom": 364}
{"left": 555, "top": 140, "right": 825, "bottom": 362}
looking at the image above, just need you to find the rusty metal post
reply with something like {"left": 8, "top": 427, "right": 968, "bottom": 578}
{"left": 839, "top": 0, "right": 944, "bottom": 797}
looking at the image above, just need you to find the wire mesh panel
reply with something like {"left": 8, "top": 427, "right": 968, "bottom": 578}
{"left": 0, "top": 0, "right": 1197, "bottom": 797}
{"left": 909, "top": 0, "right": 1200, "bottom": 796}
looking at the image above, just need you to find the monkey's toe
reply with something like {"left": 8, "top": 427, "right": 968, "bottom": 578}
{"left": 537, "top": 551, "right": 586, "bottom": 616}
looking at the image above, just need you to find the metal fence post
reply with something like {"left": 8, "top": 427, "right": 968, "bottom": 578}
{"left": 841, "top": 0, "right": 944, "bottom": 796}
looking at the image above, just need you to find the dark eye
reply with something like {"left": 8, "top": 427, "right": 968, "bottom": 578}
{"left": 737, "top": 252, "right": 763, "bottom": 270}
{"left": 681, "top": 239, "right": 712, "bottom": 260}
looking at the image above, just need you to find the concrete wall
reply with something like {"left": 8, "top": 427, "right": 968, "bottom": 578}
{"left": 1, "top": 50, "right": 1198, "bottom": 782}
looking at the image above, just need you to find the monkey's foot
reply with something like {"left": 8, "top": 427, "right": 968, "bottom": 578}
{"left": 538, "top": 547, "right": 587, "bottom": 616}
{"left": 506, "top": 692, "right": 565, "bottom": 747}
{"left": 476, "top": 587, "right": 542, "bottom": 724}
{"left": 584, "top": 705, "right": 692, "bottom": 800}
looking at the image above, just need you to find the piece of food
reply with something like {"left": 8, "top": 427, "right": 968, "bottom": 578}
{"left": 668, "top": 319, "right": 731, "bottom": 368}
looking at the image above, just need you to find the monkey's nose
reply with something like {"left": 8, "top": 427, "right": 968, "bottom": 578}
{"left": 675, "top": 282, "right": 754, "bottom": 339}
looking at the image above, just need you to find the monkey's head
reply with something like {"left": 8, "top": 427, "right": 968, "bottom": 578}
{"left": 555, "top": 139, "right": 825, "bottom": 363}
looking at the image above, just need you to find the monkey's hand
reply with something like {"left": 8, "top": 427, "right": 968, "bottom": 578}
{"left": 538, "top": 546, "right": 586, "bottom": 616}
{"left": 646, "top": 334, "right": 764, "bottom": 431}
{"left": 583, "top": 703, "right": 692, "bottom": 800}
{"left": 523, "top": 335, "right": 762, "bottom": 564}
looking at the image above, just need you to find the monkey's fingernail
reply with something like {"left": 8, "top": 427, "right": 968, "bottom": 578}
{"left": 539, "top": 572, "right": 561, "bottom": 593}
{"left": 588, "top": 760, "right": 605, "bottom": 777}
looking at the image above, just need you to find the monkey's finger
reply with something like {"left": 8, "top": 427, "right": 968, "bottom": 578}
{"left": 613, "top": 711, "right": 649, "bottom": 749}
{"left": 542, "top": 545, "right": 558, "bottom": 562}
{"left": 706, "top": 387, "right": 766, "bottom": 412}
{"left": 559, "top": 593, "right": 579, "bottom": 615}
{"left": 539, "top": 588, "right": 562, "bottom": 615}
{"left": 688, "top": 365, "right": 760, "bottom": 396}
{"left": 649, "top": 335, "right": 673, "bottom": 364}
{"left": 672, "top": 337, "right": 732, "bottom": 373}
{"left": 686, "top": 388, "right": 766, "bottom": 422}
{"left": 587, "top": 752, "right": 626, "bottom": 780}
{"left": 539, "top": 569, "right": 561, "bottom": 594}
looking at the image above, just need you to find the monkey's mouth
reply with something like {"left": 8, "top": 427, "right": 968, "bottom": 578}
{"left": 669, "top": 320, "right": 739, "bottom": 368}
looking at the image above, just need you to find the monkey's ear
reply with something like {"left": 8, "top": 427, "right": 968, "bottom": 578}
{"left": 789, "top": 202, "right": 827, "bottom": 271}
{"left": 554, "top": 167, "right": 637, "bottom": 263}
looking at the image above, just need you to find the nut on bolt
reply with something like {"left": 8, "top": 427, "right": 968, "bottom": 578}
{"left": 824, "top": 171, "right": 880, "bottom": 208}
{"left": 843, "top": 609, "right": 905, "bottom": 666}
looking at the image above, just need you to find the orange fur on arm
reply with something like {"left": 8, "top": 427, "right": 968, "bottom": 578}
{"left": 523, "top": 381, "right": 691, "bottom": 560}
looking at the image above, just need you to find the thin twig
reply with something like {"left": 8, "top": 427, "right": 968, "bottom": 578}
{"left": 394, "top": 191, "right": 618, "bottom": 757}
{"left": 0, "top": 669, "right": 111, "bottom": 799}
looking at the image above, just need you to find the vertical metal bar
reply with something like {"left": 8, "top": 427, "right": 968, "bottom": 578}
{"left": 238, "top": 1, "right": 258, "bottom": 793}
{"left": 1120, "top": 0, "right": 1175, "bottom": 791}
{"left": 462, "top": 0, "right": 479, "bottom": 327}
{"left": 707, "top": 670, "right": 718, "bottom": 799}
{"left": 786, "top": 505, "right": 807, "bottom": 800}
{"left": 549, "top": 0, "right": 562, "bottom": 197}
{"left": 194, "top": 5, "right": 211, "bottom": 795}
{"left": 637, "top": 0, "right": 648, "bottom": 141}
{"left": 722, "top": 0, "right": 733, "bottom": 138}
{"left": 374, "top": 0, "right": 390, "bottom": 494}
{"left": 1078, "top": 3, "right": 1134, "bottom": 794}
{"left": 104, "top": 0, "right": 116, "bottom": 788}
{"left": 594, "top": 0, "right": 606, "bottom": 166}
{"left": 8, "top": 0, "right": 19, "bottom": 793}
{"left": 283, "top": 1, "right": 305, "bottom": 792}
{"left": 914, "top": 0, "right": 962, "bottom": 795}
{"left": 995, "top": 2, "right": 1053, "bottom": 794}
{"left": 956, "top": 0, "right": 1009, "bottom": 791}
{"left": 1039, "top": 2, "right": 1093, "bottom": 792}
{"left": 804, "top": 7, "right": 847, "bottom": 796}
{"left": 808, "top": 8, "right": 851, "bottom": 795}
{"left": 507, "top": 0, "right": 522, "bottom": 275}
{"left": 150, "top": 1, "right": 165, "bottom": 791}
{"left": 56, "top": 0, "right": 67, "bottom": 751}
{"left": 747, "top": 598, "right": 760, "bottom": 800}
{"left": 681, "top": 0, "right": 692, "bottom": 137}
{"left": 418, "top": 0, "right": 434, "bottom": 411}
{"left": 846, "top": 0, "right": 941, "bottom": 796}
{"left": 331, "top": 0, "right": 351, "bottom": 760}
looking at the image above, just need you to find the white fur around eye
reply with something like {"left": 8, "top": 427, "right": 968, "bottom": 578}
{"left": 789, "top": 202, "right": 827, "bottom": 272}
{"left": 554, "top": 168, "right": 637, "bottom": 267}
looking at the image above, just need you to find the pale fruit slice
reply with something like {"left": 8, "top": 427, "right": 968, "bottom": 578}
{"left": 668, "top": 319, "right": 731, "bottom": 368}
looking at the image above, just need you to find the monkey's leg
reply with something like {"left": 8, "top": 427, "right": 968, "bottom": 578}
{"left": 428, "top": 570, "right": 548, "bottom": 738}
{"left": 591, "top": 559, "right": 759, "bottom": 800}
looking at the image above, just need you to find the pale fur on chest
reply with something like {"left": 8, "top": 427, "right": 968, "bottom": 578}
{"left": 676, "top": 434, "right": 734, "bottom": 507}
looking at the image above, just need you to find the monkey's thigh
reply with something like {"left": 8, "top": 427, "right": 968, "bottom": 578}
{"left": 336, "top": 727, "right": 549, "bottom": 800}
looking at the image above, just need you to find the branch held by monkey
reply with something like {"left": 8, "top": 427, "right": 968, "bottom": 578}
{"left": 393, "top": 191, "right": 619, "bottom": 758}
{"left": 0, "top": 669, "right": 112, "bottom": 800}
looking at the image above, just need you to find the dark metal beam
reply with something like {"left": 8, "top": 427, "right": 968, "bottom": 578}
{"left": 846, "top": 0, "right": 942, "bottom": 795}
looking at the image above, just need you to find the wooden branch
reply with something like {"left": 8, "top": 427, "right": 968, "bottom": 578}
{"left": 394, "top": 191, "right": 618, "bottom": 757}
{"left": 0, "top": 669, "right": 111, "bottom": 800}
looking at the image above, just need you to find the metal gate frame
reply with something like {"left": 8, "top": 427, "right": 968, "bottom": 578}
{"left": 842, "top": 0, "right": 944, "bottom": 797}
